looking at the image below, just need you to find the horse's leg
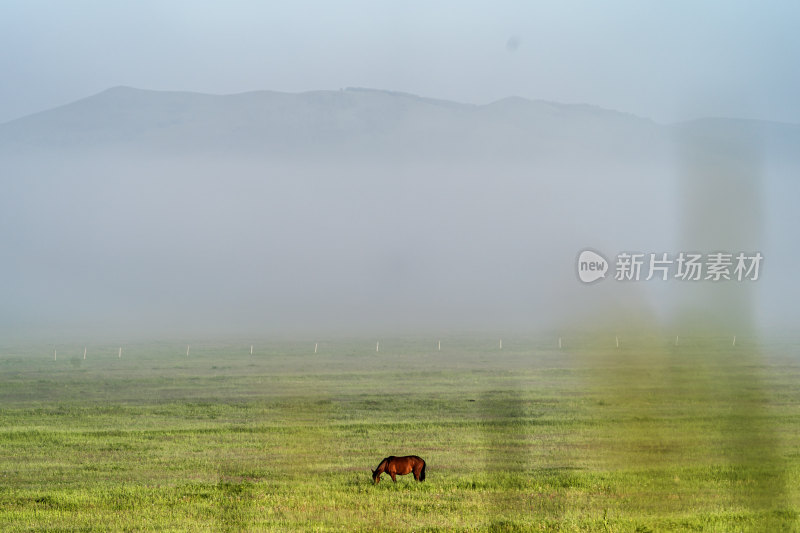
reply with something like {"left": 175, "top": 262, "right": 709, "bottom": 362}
{"left": 390, "top": 472, "right": 397, "bottom": 482}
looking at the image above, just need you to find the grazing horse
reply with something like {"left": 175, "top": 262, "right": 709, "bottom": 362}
{"left": 371, "top": 455, "right": 426, "bottom": 483}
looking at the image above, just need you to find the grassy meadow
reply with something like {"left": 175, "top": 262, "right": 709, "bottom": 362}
{"left": 0, "top": 335, "right": 798, "bottom": 531}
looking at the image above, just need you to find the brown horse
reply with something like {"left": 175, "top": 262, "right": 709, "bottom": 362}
{"left": 371, "top": 455, "right": 426, "bottom": 483}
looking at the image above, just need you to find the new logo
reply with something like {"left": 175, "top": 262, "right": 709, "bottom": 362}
{"left": 577, "top": 249, "right": 608, "bottom": 284}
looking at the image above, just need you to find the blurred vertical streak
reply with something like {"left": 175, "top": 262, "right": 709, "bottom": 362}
{"left": 481, "top": 386, "right": 533, "bottom": 529}
{"left": 480, "top": 345, "right": 570, "bottom": 530}
{"left": 574, "top": 120, "right": 788, "bottom": 529}
{"left": 672, "top": 121, "right": 788, "bottom": 528}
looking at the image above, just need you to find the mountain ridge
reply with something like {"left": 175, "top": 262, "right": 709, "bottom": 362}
{"left": 0, "top": 86, "right": 797, "bottom": 160}
{"left": 0, "top": 86, "right": 666, "bottom": 157}
{"left": 1, "top": 86, "right": 649, "bottom": 127}
{"left": 7, "top": 85, "right": 799, "bottom": 129}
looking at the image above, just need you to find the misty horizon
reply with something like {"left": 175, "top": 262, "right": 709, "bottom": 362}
{"left": 2, "top": 85, "right": 798, "bottom": 341}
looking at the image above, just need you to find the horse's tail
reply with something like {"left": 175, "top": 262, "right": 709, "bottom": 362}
{"left": 420, "top": 460, "right": 426, "bottom": 482}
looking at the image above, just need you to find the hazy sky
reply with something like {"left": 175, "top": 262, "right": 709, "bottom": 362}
{"left": 2, "top": 1, "right": 799, "bottom": 125}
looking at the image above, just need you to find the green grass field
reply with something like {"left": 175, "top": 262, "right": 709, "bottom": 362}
{"left": 0, "top": 336, "right": 798, "bottom": 531}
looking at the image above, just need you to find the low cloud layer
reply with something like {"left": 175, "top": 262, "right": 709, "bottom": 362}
{"left": 1, "top": 88, "right": 797, "bottom": 340}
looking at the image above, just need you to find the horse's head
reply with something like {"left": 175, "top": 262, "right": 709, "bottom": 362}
{"left": 371, "top": 469, "right": 380, "bottom": 483}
